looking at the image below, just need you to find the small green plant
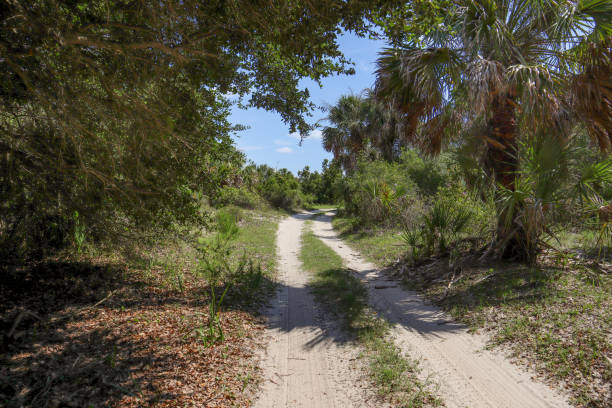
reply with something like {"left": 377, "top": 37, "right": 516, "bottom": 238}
{"left": 403, "top": 196, "right": 474, "bottom": 261}
{"left": 196, "top": 210, "right": 240, "bottom": 345}
{"left": 160, "top": 257, "right": 185, "bottom": 293}
{"left": 227, "top": 258, "right": 264, "bottom": 301}
{"left": 73, "top": 210, "right": 86, "bottom": 253}
{"left": 401, "top": 228, "right": 422, "bottom": 263}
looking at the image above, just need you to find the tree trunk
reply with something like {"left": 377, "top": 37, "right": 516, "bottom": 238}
{"left": 486, "top": 95, "right": 526, "bottom": 261}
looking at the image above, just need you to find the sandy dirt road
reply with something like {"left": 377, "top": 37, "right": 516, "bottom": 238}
{"left": 254, "top": 213, "right": 385, "bottom": 408}
{"left": 310, "top": 211, "right": 571, "bottom": 408}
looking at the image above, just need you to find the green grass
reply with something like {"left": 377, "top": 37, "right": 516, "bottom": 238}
{"left": 554, "top": 228, "right": 611, "bottom": 259}
{"left": 300, "top": 223, "right": 441, "bottom": 407}
{"left": 145, "top": 206, "right": 282, "bottom": 308}
{"left": 220, "top": 207, "right": 282, "bottom": 308}
{"left": 332, "top": 215, "right": 405, "bottom": 266}
{"left": 231, "top": 207, "right": 282, "bottom": 274}
{"left": 306, "top": 203, "right": 338, "bottom": 210}
{"left": 332, "top": 218, "right": 611, "bottom": 408}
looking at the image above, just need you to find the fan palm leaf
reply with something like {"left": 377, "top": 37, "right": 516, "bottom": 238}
{"left": 375, "top": 0, "right": 612, "bottom": 260}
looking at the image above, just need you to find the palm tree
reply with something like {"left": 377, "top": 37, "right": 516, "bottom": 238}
{"left": 322, "top": 93, "right": 406, "bottom": 171}
{"left": 321, "top": 94, "right": 373, "bottom": 172}
{"left": 375, "top": 0, "right": 611, "bottom": 260}
{"left": 364, "top": 92, "right": 407, "bottom": 161}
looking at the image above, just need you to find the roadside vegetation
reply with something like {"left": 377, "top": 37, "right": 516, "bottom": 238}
{"left": 326, "top": 128, "right": 610, "bottom": 408}
{"left": 335, "top": 218, "right": 610, "bottom": 407}
{"left": 327, "top": 127, "right": 610, "bottom": 407}
{"left": 1, "top": 1, "right": 610, "bottom": 407}
{"left": 316, "top": 2, "right": 611, "bottom": 405}
{"left": 300, "top": 222, "right": 442, "bottom": 407}
{"left": 1, "top": 205, "right": 283, "bottom": 407}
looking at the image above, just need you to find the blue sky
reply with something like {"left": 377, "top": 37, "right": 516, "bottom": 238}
{"left": 229, "top": 32, "right": 387, "bottom": 175}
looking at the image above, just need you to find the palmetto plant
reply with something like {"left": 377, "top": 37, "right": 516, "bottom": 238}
{"left": 402, "top": 197, "right": 473, "bottom": 259}
{"left": 574, "top": 155, "right": 612, "bottom": 256}
{"left": 494, "top": 133, "right": 611, "bottom": 263}
{"left": 196, "top": 210, "right": 240, "bottom": 345}
{"left": 574, "top": 155, "right": 612, "bottom": 205}
{"left": 376, "top": 0, "right": 612, "bottom": 260}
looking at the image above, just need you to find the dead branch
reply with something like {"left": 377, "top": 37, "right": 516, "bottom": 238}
{"left": 7, "top": 309, "right": 41, "bottom": 338}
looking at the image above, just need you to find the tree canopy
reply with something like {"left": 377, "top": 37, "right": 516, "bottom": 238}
{"left": 0, "top": 0, "right": 404, "bottom": 259}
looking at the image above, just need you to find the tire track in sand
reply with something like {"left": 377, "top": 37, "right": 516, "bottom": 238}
{"left": 310, "top": 211, "right": 571, "bottom": 408}
{"left": 254, "top": 213, "right": 384, "bottom": 408}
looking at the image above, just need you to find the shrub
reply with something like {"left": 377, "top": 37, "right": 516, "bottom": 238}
{"left": 213, "top": 186, "right": 261, "bottom": 209}
{"left": 297, "top": 159, "right": 343, "bottom": 204}
{"left": 266, "top": 187, "right": 313, "bottom": 210}
{"left": 403, "top": 183, "right": 494, "bottom": 260}
{"left": 256, "top": 166, "right": 313, "bottom": 210}
{"left": 195, "top": 209, "right": 240, "bottom": 345}
{"left": 342, "top": 156, "right": 420, "bottom": 225}
{"left": 399, "top": 149, "right": 449, "bottom": 196}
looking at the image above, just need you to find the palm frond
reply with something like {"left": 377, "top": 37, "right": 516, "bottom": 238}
{"left": 465, "top": 57, "right": 506, "bottom": 112}
{"left": 570, "top": 37, "right": 612, "bottom": 151}
{"left": 375, "top": 46, "right": 463, "bottom": 154}
{"left": 551, "top": 0, "right": 612, "bottom": 43}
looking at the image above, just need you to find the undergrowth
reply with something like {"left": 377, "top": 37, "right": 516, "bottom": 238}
{"left": 333, "top": 218, "right": 611, "bottom": 407}
{"left": 0, "top": 207, "right": 282, "bottom": 408}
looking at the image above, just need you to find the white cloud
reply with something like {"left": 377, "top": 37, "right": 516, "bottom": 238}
{"left": 274, "top": 139, "right": 292, "bottom": 146}
{"left": 276, "top": 147, "right": 293, "bottom": 153}
{"left": 289, "top": 129, "right": 323, "bottom": 140}
{"left": 238, "top": 145, "right": 264, "bottom": 152}
{"left": 309, "top": 129, "right": 323, "bottom": 139}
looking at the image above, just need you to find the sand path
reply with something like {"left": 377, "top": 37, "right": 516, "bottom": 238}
{"left": 254, "top": 213, "right": 384, "bottom": 408}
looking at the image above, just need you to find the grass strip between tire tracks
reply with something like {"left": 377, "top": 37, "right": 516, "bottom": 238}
{"left": 300, "top": 220, "right": 442, "bottom": 407}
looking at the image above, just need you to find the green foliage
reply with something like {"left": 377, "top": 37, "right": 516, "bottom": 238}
{"left": 298, "top": 159, "right": 344, "bottom": 204}
{"left": 399, "top": 150, "right": 449, "bottom": 196}
{"left": 195, "top": 210, "right": 240, "bottom": 345}
{"left": 1, "top": 0, "right": 403, "bottom": 261}
{"left": 495, "top": 134, "right": 611, "bottom": 263}
{"left": 256, "top": 166, "right": 313, "bottom": 210}
{"left": 72, "top": 211, "right": 87, "bottom": 254}
{"left": 298, "top": 166, "right": 322, "bottom": 198}
{"left": 342, "top": 155, "right": 415, "bottom": 224}
{"left": 213, "top": 186, "right": 262, "bottom": 209}
{"left": 225, "top": 259, "right": 265, "bottom": 305}
{"left": 341, "top": 149, "right": 452, "bottom": 226}
{"left": 321, "top": 94, "right": 410, "bottom": 172}
{"left": 374, "top": 0, "right": 612, "bottom": 260}
{"left": 371, "top": 0, "right": 455, "bottom": 46}
{"left": 1, "top": 69, "right": 243, "bottom": 261}
{"left": 576, "top": 157, "right": 612, "bottom": 204}
{"left": 403, "top": 184, "right": 493, "bottom": 260}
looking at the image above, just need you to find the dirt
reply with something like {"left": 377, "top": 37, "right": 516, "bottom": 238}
{"left": 1, "top": 258, "right": 264, "bottom": 408}
{"left": 308, "top": 211, "right": 572, "bottom": 408}
{"left": 253, "top": 213, "right": 385, "bottom": 408}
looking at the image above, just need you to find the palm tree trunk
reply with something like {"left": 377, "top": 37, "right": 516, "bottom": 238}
{"left": 486, "top": 95, "right": 525, "bottom": 260}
